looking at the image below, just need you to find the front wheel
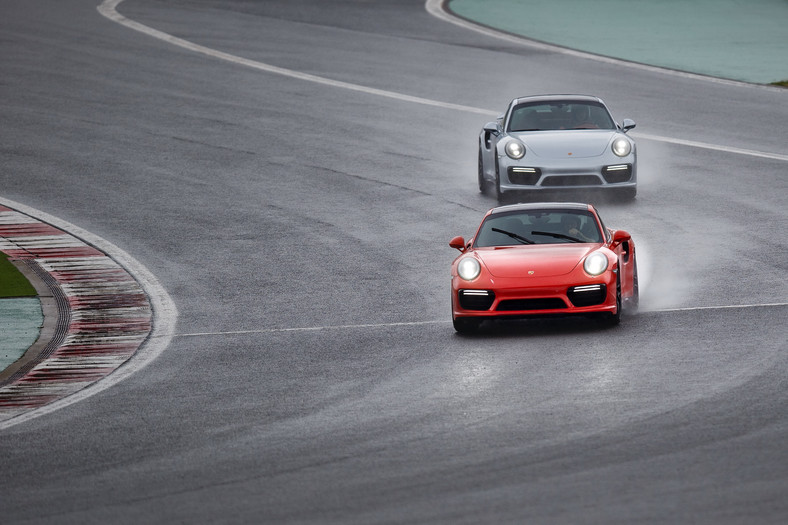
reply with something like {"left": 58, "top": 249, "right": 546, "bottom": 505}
{"left": 494, "top": 156, "right": 504, "bottom": 204}
{"left": 599, "top": 276, "right": 621, "bottom": 326}
{"left": 623, "top": 260, "right": 639, "bottom": 315}
{"left": 478, "top": 150, "right": 488, "bottom": 194}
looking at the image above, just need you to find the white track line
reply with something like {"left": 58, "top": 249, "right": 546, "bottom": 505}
{"left": 175, "top": 320, "right": 447, "bottom": 338}
{"left": 97, "top": 0, "right": 493, "bottom": 116}
{"left": 652, "top": 302, "right": 788, "bottom": 313}
{"left": 631, "top": 133, "right": 788, "bottom": 162}
{"left": 98, "top": 1, "right": 787, "bottom": 163}
{"left": 172, "top": 301, "right": 788, "bottom": 338}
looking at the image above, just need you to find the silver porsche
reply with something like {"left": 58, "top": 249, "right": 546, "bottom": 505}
{"left": 478, "top": 95, "right": 637, "bottom": 202}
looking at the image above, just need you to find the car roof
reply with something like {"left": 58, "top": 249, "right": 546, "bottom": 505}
{"left": 510, "top": 94, "right": 605, "bottom": 105}
{"left": 488, "top": 202, "right": 593, "bottom": 216}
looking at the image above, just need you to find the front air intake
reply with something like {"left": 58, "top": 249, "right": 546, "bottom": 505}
{"left": 507, "top": 167, "right": 541, "bottom": 185}
{"left": 496, "top": 298, "right": 567, "bottom": 311}
{"left": 567, "top": 284, "right": 607, "bottom": 307}
{"left": 459, "top": 289, "right": 495, "bottom": 310}
{"left": 602, "top": 164, "right": 632, "bottom": 183}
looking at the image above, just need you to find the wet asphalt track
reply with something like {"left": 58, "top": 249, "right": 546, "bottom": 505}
{"left": 1, "top": 0, "right": 787, "bottom": 523}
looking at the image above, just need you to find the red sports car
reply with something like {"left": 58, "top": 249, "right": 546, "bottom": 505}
{"left": 449, "top": 202, "right": 638, "bottom": 332}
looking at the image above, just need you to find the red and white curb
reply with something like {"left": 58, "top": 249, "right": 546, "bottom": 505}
{"left": 0, "top": 205, "right": 152, "bottom": 422}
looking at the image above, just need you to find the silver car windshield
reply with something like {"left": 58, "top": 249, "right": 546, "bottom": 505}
{"left": 475, "top": 210, "right": 603, "bottom": 247}
{"left": 508, "top": 102, "right": 616, "bottom": 132}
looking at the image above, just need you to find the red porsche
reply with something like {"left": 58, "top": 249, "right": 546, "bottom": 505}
{"left": 450, "top": 202, "right": 638, "bottom": 333}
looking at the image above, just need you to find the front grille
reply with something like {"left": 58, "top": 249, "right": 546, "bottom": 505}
{"left": 602, "top": 164, "right": 633, "bottom": 183}
{"left": 541, "top": 175, "right": 601, "bottom": 187}
{"left": 459, "top": 289, "right": 495, "bottom": 310}
{"left": 496, "top": 298, "right": 567, "bottom": 311}
{"left": 567, "top": 284, "right": 607, "bottom": 307}
{"left": 507, "top": 167, "right": 541, "bottom": 185}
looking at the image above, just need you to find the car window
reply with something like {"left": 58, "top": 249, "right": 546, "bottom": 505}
{"left": 508, "top": 102, "right": 615, "bottom": 132}
{"left": 474, "top": 210, "right": 603, "bottom": 247}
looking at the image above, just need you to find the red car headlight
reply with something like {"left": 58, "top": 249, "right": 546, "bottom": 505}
{"left": 583, "top": 252, "right": 609, "bottom": 276}
{"left": 457, "top": 257, "right": 481, "bottom": 281}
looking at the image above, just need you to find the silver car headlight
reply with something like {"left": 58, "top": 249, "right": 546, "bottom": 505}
{"left": 612, "top": 137, "right": 632, "bottom": 157}
{"left": 457, "top": 257, "right": 481, "bottom": 281}
{"left": 505, "top": 140, "right": 526, "bottom": 159}
{"left": 583, "top": 252, "right": 609, "bottom": 276}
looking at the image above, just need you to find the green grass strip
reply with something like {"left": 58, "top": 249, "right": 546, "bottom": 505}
{"left": 0, "top": 251, "right": 37, "bottom": 298}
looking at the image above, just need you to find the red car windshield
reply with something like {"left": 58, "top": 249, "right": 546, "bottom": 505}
{"left": 475, "top": 210, "right": 603, "bottom": 247}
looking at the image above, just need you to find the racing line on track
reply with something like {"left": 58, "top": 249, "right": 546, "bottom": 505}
{"left": 1, "top": 0, "right": 785, "bottom": 427}
{"left": 171, "top": 303, "right": 788, "bottom": 338}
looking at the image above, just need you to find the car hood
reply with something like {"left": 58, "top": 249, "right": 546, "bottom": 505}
{"left": 476, "top": 244, "right": 598, "bottom": 278}
{"left": 514, "top": 130, "right": 616, "bottom": 159}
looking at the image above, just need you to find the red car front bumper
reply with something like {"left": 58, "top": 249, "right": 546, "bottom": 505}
{"left": 451, "top": 271, "right": 618, "bottom": 320}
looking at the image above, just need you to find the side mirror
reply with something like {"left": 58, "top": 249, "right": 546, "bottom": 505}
{"left": 449, "top": 236, "right": 467, "bottom": 252}
{"left": 483, "top": 122, "right": 500, "bottom": 135}
{"left": 611, "top": 230, "right": 631, "bottom": 247}
{"left": 621, "top": 119, "right": 636, "bottom": 132}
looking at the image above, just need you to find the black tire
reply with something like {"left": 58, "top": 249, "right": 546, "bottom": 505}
{"left": 453, "top": 317, "right": 481, "bottom": 334}
{"left": 599, "top": 275, "right": 621, "bottom": 326}
{"left": 494, "top": 155, "right": 504, "bottom": 204}
{"left": 623, "top": 259, "right": 639, "bottom": 315}
{"left": 478, "top": 150, "right": 488, "bottom": 194}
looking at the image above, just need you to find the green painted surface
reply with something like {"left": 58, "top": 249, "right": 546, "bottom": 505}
{"left": 0, "top": 252, "right": 37, "bottom": 298}
{"left": 448, "top": 0, "right": 788, "bottom": 84}
{"left": 0, "top": 298, "right": 42, "bottom": 369}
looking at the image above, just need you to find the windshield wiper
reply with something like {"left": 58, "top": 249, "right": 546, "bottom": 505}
{"left": 531, "top": 230, "right": 585, "bottom": 243}
{"left": 492, "top": 228, "right": 534, "bottom": 244}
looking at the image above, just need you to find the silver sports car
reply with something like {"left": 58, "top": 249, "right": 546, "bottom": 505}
{"left": 478, "top": 95, "right": 637, "bottom": 202}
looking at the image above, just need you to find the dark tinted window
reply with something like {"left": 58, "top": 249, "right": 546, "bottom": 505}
{"left": 475, "top": 210, "right": 603, "bottom": 247}
{"left": 508, "top": 102, "right": 615, "bottom": 132}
